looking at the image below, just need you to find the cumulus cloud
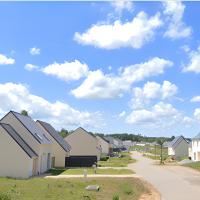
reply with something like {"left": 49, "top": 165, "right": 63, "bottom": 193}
{"left": 25, "top": 64, "right": 39, "bottom": 71}
{"left": 0, "top": 54, "right": 15, "bottom": 65}
{"left": 130, "top": 81, "right": 178, "bottom": 109}
{"left": 118, "top": 110, "right": 126, "bottom": 118}
{"left": 41, "top": 60, "right": 89, "bottom": 82}
{"left": 111, "top": 0, "right": 133, "bottom": 14}
{"left": 71, "top": 57, "right": 173, "bottom": 99}
{"left": 163, "top": 1, "right": 191, "bottom": 39}
{"left": 126, "top": 102, "right": 181, "bottom": 125}
{"left": 191, "top": 96, "right": 200, "bottom": 103}
{"left": 183, "top": 46, "right": 200, "bottom": 73}
{"left": 74, "top": 11, "right": 162, "bottom": 49}
{"left": 30, "top": 47, "right": 40, "bottom": 55}
{"left": 194, "top": 108, "right": 200, "bottom": 121}
{"left": 0, "top": 82, "right": 101, "bottom": 129}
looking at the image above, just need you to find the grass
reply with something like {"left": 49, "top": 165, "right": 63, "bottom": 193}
{"left": 98, "top": 152, "right": 136, "bottom": 167}
{"left": 0, "top": 177, "right": 146, "bottom": 200}
{"left": 49, "top": 168, "right": 134, "bottom": 175}
{"left": 184, "top": 161, "right": 200, "bottom": 171}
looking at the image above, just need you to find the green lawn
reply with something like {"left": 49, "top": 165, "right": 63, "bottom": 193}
{"left": 0, "top": 177, "right": 147, "bottom": 200}
{"left": 98, "top": 152, "right": 136, "bottom": 167}
{"left": 184, "top": 161, "right": 200, "bottom": 171}
{"left": 49, "top": 168, "right": 134, "bottom": 175}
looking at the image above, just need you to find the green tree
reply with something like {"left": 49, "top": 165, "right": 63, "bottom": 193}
{"left": 21, "top": 110, "right": 28, "bottom": 116}
{"left": 59, "top": 128, "right": 69, "bottom": 138}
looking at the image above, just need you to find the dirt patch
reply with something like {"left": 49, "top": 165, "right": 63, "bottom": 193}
{"left": 140, "top": 179, "right": 161, "bottom": 200}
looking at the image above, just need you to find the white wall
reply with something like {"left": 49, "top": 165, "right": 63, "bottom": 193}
{"left": 192, "top": 140, "right": 200, "bottom": 161}
{"left": 0, "top": 126, "right": 33, "bottom": 179}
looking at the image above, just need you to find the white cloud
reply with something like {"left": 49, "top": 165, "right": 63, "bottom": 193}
{"left": 30, "top": 47, "right": 40, "bottom": 55}
{"left": 41, "top": 60, "right": 89, "bottom": 82}
{"left": 25, "top": 64, "right": 39, "bottom": 71}
{"left": 126, "top": 102, "right": 180, "bottom": 124}
{"left": 0, "top": 82, "right": 101, "bottom": 129}
{"left": 111, "top": 0, "right": 133, "bottom": 14}
{"left": 119, "top": 110, "right": 126, "bottom": 118}
{"left": 71, "top": 57, "right": 173, "bottom": 99}
{"left": 183, "top": 46, "right": 200, "bottom": 73}
{"left": 194, "top": 108, "right": 200, "bottom": 121}
{"left": 191, "top": 96, "right": 200, "bottom": 103}
{"left": 0, "top": 54, "right": 15, "bottom": 65}
{"left": 74, "top": 11, "right": 162, "bottom": 49}
{"left": 163, "top": 1, "right": 191, "bottom": 39}
{"left": 71, "top": 70, "right": 128, "bottom": 99}
{"left": 131, "top": 81, "right": 178, "bottom": 109}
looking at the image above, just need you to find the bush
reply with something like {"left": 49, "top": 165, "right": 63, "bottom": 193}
{"left": 112, "top": 194, "right": 120, "bottom": 200}
{"left": 0, "top": 193, "right": 11, "bottom": 200}
{"left": 100, "top": 156, "right": 109, "bottom": 161}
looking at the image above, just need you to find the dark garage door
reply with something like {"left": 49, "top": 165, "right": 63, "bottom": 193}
{"left": 65, "top": 156, "right": 97, "bottom": 167}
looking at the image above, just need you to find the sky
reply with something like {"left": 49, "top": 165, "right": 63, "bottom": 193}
{"left": 1, "top": 1, "right": 200, "bottom": 137}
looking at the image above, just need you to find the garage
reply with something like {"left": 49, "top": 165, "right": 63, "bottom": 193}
{"left": 65, "top": 156, "right": 97, "bottom": 167}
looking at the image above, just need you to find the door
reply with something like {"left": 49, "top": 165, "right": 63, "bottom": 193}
{"left": 51, "top": 157, "right": 55, "bottom": 168}
{"left": 47, "top": 153, "right": 51, "bottom": 169}
{"left": 32, "top": 158, "right": 38, "bottom": 176}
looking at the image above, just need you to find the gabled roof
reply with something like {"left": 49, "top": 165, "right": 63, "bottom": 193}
{"left": 37, "top": 120, "right": 71, "bottom": 152}
{"left": 96, "top": 135, "right": 110, "bottom": 144}
{"left": 168, "top": 136, "right": 188, "bottom": 148}
{"left": 0, "top": 123, "right": 38, "bottom": 158}
{"left": 10, "top": 111, "right": 51, "bottom": 144}
{"left": 67, "top": 127, "right": 96, "bottom": 139}
{"left": 193, "top": 132, "right": 200, "bottom": 140}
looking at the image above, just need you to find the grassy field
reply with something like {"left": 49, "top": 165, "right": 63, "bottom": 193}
{"left": 98, "top": 152, "right": 136, "bottom": 167}
{"left": 49, "top": 168, "right": 134, "bottom": 175}
{"left": 184, "top": 161, "right": 200, "bottom": 171}
{"left": 0, "top": 177, "right": 146, "bottom": 200}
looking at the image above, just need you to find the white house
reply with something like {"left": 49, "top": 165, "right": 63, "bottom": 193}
{"left": 96, "top": 135, "right": 112, "bottom": 155}
{"left": 64, "top": 127, "right": 101, "bottom": 167}
{"left": 168, "top": 136, "right": 189, "bottom": 159}
{"left": 0, "top": 123, "right": 38, "bottom": 178}
{"left": 191, "top": 133, "right": 200, "bottom": 161}
{"left": 123, "top": 140, "right": 133, "bottom": 150}
{"left": 1, "top": 111, "right": 52, "bottom": 177}
{"left": 36, "top": 120, "right": 71, "bottom": 168}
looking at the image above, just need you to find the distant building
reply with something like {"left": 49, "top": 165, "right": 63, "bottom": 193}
{"left": 96, "top": 136, "right": 113, "bottom": 155}
{"left": 168, "top": 136, "right": 189, "bottom": 159}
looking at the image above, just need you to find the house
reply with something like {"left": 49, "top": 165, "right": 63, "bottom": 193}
{"left": 0, "top": 123, "right": 38, "bottom": 178}
{"left": 104, "top": 137, "right": 124, "bottom": 152}
{"left": 191, "top": 133, "right": 200, "bottom": 161}
{"left": 64, "top": 127, "right": 101, "bottom": 167}
{"left": 188, "top": 141, "right": 192, "bottom": 160}
{"left": 96, "top": 135, "right": 113, "bottom": 155}
{"left": 167, "top": 136, "right": 189, "bottom": 159}
{"left": 36, "top": 120, "right": 71, "bottom": 168}
{"left": 0, "top": 111, "right": 52, "bottom": 176}
{"left": 123, "top": 140, "right": 133, "bottom": 150}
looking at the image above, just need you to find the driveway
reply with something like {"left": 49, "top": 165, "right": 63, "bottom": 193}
{"left": 129, "top": 151, "right": 200, "bottom": 200}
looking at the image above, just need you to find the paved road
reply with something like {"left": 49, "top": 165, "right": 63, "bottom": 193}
{"left": 129, "top": 151, "right": 200, "bottom": 200}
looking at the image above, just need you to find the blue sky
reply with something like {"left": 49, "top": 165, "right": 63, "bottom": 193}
{"left": 1, "top": 1, "right": 200, "bottom": 137}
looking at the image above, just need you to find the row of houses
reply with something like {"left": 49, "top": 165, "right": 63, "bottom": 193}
{"left": 0, "top": 111, "right": 125, "bottom": 178}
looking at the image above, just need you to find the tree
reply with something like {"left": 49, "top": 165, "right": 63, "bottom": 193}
{"left": 21, "top": 110, "right": 28, "bottom": 116}
{"left": 59, "top": 128, "right": 69, "bottom": 138}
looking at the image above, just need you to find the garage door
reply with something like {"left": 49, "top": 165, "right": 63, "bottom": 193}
{"left": 65, "top": 156, "right": 97, "bottom": 167}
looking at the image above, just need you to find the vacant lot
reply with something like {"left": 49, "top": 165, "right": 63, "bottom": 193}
{"left": 49, "top": 168, "right": 133, "bottom": 175}
{"left": 98, "top": 152, "right": 136, "bottom": 167}
{"left": 0, "top": 177, "right": 146, "bottom": 200}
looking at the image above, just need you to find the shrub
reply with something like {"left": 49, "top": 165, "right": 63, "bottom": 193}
{"left": 100, "top": 156, "right": 109, "bottom": 161}
{"left": 0, "top": 193, "right": 11, "bottom": 200}
{"left": 112, "top": 194, "right": 120, "bottom": 200}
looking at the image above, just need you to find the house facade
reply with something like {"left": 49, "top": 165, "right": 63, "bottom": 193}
{"left": 96, "top": 136, "right": 112, "bottom": 155}
{"left": 168, "top": 136, "right": 189, "bottom": 159}
{"left": 36, "top": 120, "right": 71, "bottom": 168}
{"left": 1, "top": 111, "right": 52, "bottom": 176}
{"left": 64, "top": 127, "right": 101, "bottom": 167}
{"left": 191, "top": 133, "right": 200, "bottom": 161}
{"left": 0, "top": 123, "right": 38, "bottom": 178}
